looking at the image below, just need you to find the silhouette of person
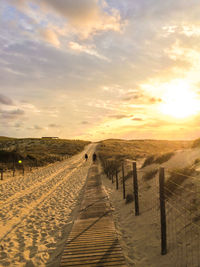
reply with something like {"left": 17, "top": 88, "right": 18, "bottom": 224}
{"left": 92, "top": 152, "right": 97, "bottom": 163}
{"left": 85, "top": 153, "right": 88, "bottom": 161}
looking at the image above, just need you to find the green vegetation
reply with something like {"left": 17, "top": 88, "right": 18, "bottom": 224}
{"left": 97, "top": 139, "right": 190, "bottom": 162}
{"left": 143, "top": 169, "right": 158, "bottom": 181}
{"left": 97, "top": 139, "right": 190, "bottom": 178}
{"left": 0, "top": 137, "right": 90, "bottom": 169}
{"left": 192, "top": 138, "right": 200, "bottom": 148}
{"left": 154, "top": 152, "right": 174, "bottom": 164}
{"left": 141, "top": 152, "right": 175, "bottom": 168}
{"left": 165, "top": 167, "right": 196, "bottom": 198}
{"left": 194, "top": 158, "right": 200, "bottom": 165}
{"left": 142, "top": 155, "right": 155, "bottom": 168}
{"left": 0, "top": 136, "right": 15, "bottom": 140}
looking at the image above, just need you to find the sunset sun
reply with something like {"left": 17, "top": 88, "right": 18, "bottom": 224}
{"left": 160, "top": 83, "right": 199, "bottom": 119}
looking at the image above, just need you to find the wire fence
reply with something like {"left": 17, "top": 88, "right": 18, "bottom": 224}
{"left": 0, "top": 155, "right": 70, "bottom": 181}
{"left": 100, "top": 157, "right": 200, "bottom": 266}
{"left": 164, "top": 168, "right": 200, "bottom": 266}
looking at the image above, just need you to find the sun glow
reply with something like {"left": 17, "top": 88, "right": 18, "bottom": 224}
{"left": 160, "top": 82, "right": 199, "bottom": 118}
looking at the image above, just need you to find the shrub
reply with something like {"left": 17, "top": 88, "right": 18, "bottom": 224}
{"left": 154, "top": 152, "right": 174, "bottom": 164}
{"left": 141, "top": 155, "right": 155, "bottom": 168}
{"left": 192, "top": 138, "right": 200, "bottom": 148}
{"left": 126, "top": 194, "right": 134, "bottom": 204}
{"left": 194, "top": 158, "right": 200, "bottom": 165}
{"left": 141, "top": 152, "right": 174, "bottom": 168}
{"left": 165, "top": 167, "right": 196, "bottom": 198}
{"left": 143, "top": 169, "right": 158, "bottom": 181}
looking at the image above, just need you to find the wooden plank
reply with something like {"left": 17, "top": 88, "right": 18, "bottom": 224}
{"left": 61, "top": 263, "right": 127, "bottom": 267}
{"left": 67, "top": 237, "right": 117, "bottom": 241}
{"left": 64, "top": 244, "right": 120, "bottom": 251}
{"left": 60, "top": 165, "right": 127, "bottom": 266}
{"left": 62, "top": 248, "right": 122, "bottom": 255}
{"left": 64, "top": 244, "right": 122, "bottom": 250}
{"left": 60, "top": 258, "right": 126, "bottom": 266}
{"left": 61, "top": 255, "right": 125, "bottom": 262}
{"left": 61, "top": 251, "right": 123, "bottom": 258}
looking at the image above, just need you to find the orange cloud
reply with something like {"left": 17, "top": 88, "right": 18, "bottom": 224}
{"left": 39, "top": 28, "right": 60, "bottom": 47}
{"left": 68, "top": 41, "right": 109, "bottom": 60}
{"left": 41, "top": 0, "right": 123, "bottom": 39}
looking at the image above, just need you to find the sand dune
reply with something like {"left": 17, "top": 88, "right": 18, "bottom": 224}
{"left": 100, "top": 147, "right": 200, "bottom": 266}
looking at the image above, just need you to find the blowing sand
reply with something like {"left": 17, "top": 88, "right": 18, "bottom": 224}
{"left": 0, "top": 144, "right": 96, "bottom": 267}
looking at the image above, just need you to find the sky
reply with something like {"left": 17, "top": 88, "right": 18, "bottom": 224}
{"left": 1, "top": 0, "right": 200, "bottom": 141}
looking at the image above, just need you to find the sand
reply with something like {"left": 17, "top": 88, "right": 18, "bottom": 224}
{"left": 1, "top": 144, "right": 200, "bottom": 266}
{"left": 99, "top": 147, "right": 200, "bottom": 266}
{"left": 0, "top": 144, "right": 96, "bottom": 267}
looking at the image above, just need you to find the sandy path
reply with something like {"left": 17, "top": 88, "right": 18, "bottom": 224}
{"left": 0, "top": 143, "right": 96, "bottom": 267}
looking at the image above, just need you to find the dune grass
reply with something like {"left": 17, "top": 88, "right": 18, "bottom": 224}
{"left": 97, "top": 139, "right": 190, "bottom": 178}
{"left": 141, "top": 155, "right": 155, "bottom": 168}
{"left": 154, "top": 152, "right": 174, "bottom": 164}
{"left": 0, "top": 138, "right": 90, "bottom": 169}
{"left": 192, "top": 138, "right": 200, "bottom": 148}
{"left": 141, "top": 152, "right": 175, "bottom": 168}
{"left": 98, "top": 139, "right": 190, "bottom": 163}
{"left": 165, "top": 167, "right": 196, "bottom": 198}
{"left": 194, "top": 158, "right": 200, "bottom": 165}
{"left": 143, "top": 169, "right": 158, "bottom": 181}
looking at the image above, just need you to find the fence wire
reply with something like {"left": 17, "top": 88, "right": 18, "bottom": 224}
{"left": 164, "top": 169, "right": 200, "bottom": 266}
{"left": 100, "top": 157, "right": 200, "bottom": 266}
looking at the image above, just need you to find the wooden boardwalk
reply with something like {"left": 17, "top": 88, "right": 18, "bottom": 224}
{"left": 60, "top": 165, "right": 127, "bottom": 267}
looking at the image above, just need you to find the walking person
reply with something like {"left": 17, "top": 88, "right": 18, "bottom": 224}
{"left": 85, "top": 153, "right": 88, "bottom": 161}
{"left": 92, "top": 152, "right": 97, "bottom": 163}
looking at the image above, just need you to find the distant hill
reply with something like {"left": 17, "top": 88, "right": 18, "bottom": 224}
{"left": 0, "top": 137, "right": 90, "bottom": 169}
{"left": 97, "top": 139, "right": 192, "bottom": 161}
{"left": 0, "top": 136, "right": 15, "bottom": 140}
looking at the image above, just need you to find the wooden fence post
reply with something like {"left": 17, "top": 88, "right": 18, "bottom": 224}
{"left": 122, "top": 163, "right": 126, "bottom": 199}
{"left": 13, "top": 168, "right": 15, "bottom": 177}
{"left": 116, "top": 170, "right": 119, "bottom": 190}
{"left": 159, "top": 167, "right": 167, "bottom": 255}
{"left": 12, "top": 158, "right": 15, "bottom": 170}
{"left": 0, "top": 169, "right": 3, "bottom": 180}
{"left": 111, "top": 174, "right": 114, "bottom": 184}
{"left": 133, "top": 161, "right": 139, "bottom": 216}
{"left": 22, "top": 166, "right": 24, "bottom": 176}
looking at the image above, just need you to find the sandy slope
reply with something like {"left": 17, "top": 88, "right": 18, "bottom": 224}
{"left": 0, "top": 144, "right": 96, "bottom": 267}
{"left": 99, "top": 147, "right": 200, "bottom": 267}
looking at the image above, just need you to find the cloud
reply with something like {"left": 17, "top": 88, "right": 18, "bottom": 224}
{"left": 132, "top": 117, "right": 143, "bottom": 121}
{"left": 48, "top": 123, "right": 60, "bottom": 128}
{"left": 122, "top": 91, "right": 144, "bottom": 102}
{"left": 0, "top": 108, "right": 25, "bottom": 119}
{"left": 41, "top": 0, "right": 123, "bottom": 39}
{"left": 34, "top": 125, "right": 43, "bottom": 130}
{"left": 81, "top": 121, "right": 89, "bottom": 125}
{"left": 68, "top": 41, "right": 109, "bottom": 61}
{"left": 0, "top": 94, "right": 14, "bottom": 105}
{"left": 39, "top": 28, "right": 60, "bottom": 47}
{"left": 122, "top": 91, "right": 163, "bottom": 106}
{"left": 7, "top": 0, "right": 27, "bottom": 9}
{"left": 149, "top": 97, "right": 162, "bottom": 103}
{"left": 109, "top": 114, "right": 132, "bottom": 119}
{"left": 42, "top": 0, "right": 99, "bottom": 23}
{"left": 14, "top": 122, "right": 23, "bottom": 128}
{"left": 8, "top": 0, "right": 123, "bottom": 42}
